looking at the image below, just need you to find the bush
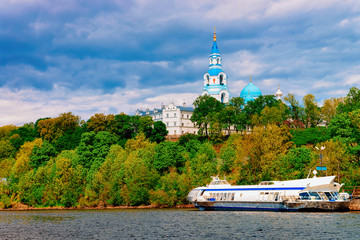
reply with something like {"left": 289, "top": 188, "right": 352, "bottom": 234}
{"left": 291, "top": 127, "right": 330, "bottom": 146}
{"left": 0, "top": 194, "right": 12, "bottom": 209}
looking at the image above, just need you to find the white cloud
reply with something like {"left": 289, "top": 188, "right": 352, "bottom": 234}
{"left": 0, "top": 78, "right": 203, "bottom": 126}
{"left": 344, "top": 74, "right": 360, "bottom": 86}
{"left": 225, "top": 51, "right": 265, "bottom": 77}
{"left": 312, "top": 80, "right": 336, "bottom": 89}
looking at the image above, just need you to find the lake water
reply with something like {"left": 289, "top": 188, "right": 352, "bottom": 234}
{"left": 1, "top": 209, "right": 360, "bottom": 239}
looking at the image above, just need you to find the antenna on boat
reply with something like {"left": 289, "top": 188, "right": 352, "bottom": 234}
{"left": 307, "top": 169, "right": 311, "bottom": 179}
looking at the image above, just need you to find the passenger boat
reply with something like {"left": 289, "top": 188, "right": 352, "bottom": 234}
{"left": 187, "top": 172, "right": 351, "bottom": 211}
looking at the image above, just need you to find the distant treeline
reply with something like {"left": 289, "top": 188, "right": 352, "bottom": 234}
{"left": 0, "top": 87, "right": 360, "bottom": 208}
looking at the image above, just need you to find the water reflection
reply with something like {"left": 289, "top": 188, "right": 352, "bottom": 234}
{"left": 0, "top": 209, "right": 359, "bottom": 239}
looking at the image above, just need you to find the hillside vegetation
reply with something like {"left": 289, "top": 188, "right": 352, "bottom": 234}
{"left": 0, "top": 88, "right": 360, "bottom": 209}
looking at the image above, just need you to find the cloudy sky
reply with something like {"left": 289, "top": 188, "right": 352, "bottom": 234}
{"left": 1, "top": 0, "right": 360, "bottom": 126}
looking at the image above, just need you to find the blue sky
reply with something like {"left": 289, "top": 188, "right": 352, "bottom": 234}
{"left": 1, "top": 0, "right": 360, "bottom": 125}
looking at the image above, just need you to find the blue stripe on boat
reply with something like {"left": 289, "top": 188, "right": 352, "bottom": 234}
{"left": 204, "top": 187, "right": 305, "bottom": 191}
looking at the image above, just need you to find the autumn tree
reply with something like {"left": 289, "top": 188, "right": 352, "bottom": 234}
{"left": 87, "top": 113, "right": 115, "bottom": 133}
{"left": 245, "top": 124, "right": 293, "bottom": 182}
{"left": 321, "top": 97, "right": 344, "bottom": 125}
{"left": 37, "top": 112, "right": 82, "bottom": 143}
{"left": 0, "top": 125, "right": 18, "bottom": 139}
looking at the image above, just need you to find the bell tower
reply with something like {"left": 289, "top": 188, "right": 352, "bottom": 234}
{"left": 202, "top": 28, "right": 230, "bottom": 103}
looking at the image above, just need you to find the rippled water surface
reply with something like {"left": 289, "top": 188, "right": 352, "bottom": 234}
{"left": 1, "top": 209, "right": 360, "bottom": 239}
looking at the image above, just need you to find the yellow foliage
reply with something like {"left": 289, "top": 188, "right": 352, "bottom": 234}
{"left": 87, "top": 113, "right": 115, "bottom": 133}
{"left": 12, "top": 138, "right": 43, "bottom": 177}
{"left": 0, "top": 125, "right": 18, "bottom": 139}
{"left": 37, "top": 112, "right": 82, "bottom": 141}
{"left": 125, "top": 132, "right": 153, "bottom": 152}
{"left": 321, "top": 97, "right": 344, "bottom": 124}
{"left": 37, "top": 118, "right": 55, "bottom": 141}
{"left": 315, "top": 140, "right": 350, "bottom": 182}
{"left": 0, "top": 158, "right": 15, "bottom": 179}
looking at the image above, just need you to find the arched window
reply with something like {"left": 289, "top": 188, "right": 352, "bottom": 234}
{"left": 206, "top": 75, "right": 210, "bottom": 86}
{"left": 221, "top": 93, "right": 226, "bottom": 103}
{"left": 217, "top": 58, "right": 220, "bottom": 64}
{"left": 220, "top": 75, "right": 224, "bottom": 85}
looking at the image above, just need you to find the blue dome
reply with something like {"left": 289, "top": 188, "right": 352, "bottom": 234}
{"left": 207, "top": 68, "right": 223, "bottom": 76}
{"left": 240, "top": 82, "right": 262, "bottom": 102}
{"left": 244, "top": 94, "right": 254, "bottom": 103}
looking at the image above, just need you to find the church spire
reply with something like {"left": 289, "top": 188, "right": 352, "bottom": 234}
{"left": 211, "top": 27, "right": 219, "bottom": 54}
{"left": 202, "top": 29, "right": 230, "bottom": 103}
{"left": 213, "top": 27, "right": 217, "bottom": 41}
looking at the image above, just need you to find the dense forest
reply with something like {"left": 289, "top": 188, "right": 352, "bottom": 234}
{"left": 0, "top": 87, "right": 360, "bottom": 209}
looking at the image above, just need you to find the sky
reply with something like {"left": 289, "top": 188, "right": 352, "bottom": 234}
{"left": 1, "top": 0, "right": 360, "bottom": 126}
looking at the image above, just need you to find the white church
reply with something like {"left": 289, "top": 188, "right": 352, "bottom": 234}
{"left": 136, "top": 30, "right": 283, "bottom": 137}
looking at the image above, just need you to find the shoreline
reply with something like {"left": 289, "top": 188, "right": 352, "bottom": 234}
{"left": 0, "top": 204, "right": 195, "bottom": 211}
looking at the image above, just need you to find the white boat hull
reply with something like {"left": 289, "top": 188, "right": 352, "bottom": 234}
{"left": 187, "top": 176, "right": 351, "bottom": 212}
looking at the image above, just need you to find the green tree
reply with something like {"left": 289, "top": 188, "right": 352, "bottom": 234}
{"left": 30, "top": 141, "right": 57, "bottom": 168}
{"left": 9, "top": 123, "right": 37, "bottom": 150}
{"left": 191, "top": 95, "right": 223, "bottom": 136}
{"left": 274, "top": 147, "right": 313, "bottom": 180}
{"left": 230, "top": 97, "right": 247, "bottom": 133}
{"left": 303, "top": 94, "right": 321, "bottom": 128}
{"left": 186, "top": 141, "right": 217, "bottom": 186}
{"left": 337, "top": 87, "right": 360, "bottom": 114}
{"left": 76, "top": 131, "right": 118, "bottom": 169}
{"left": 242, "top": 95, "right": 281, "bottom": 126}
{"left": 149, "top": 121, "right": 168, "bottom": 143}
{"left": 259, "top": 104, "right": 288, "bottom": 125}
{"left": 153, "top": 141, "right": 186, "bottom": 174}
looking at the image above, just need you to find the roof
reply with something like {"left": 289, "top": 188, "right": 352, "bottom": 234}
{"left": 207, "top": 68, "right": 224, "bottom": 76}
{"left": 211, "top": 40, "right": 220, "bottom": 54}
{"left": 136, "top": 108, "right": 163, "bottom": 116}
{"left": 179, "top": 106, "right": 194, "bottom": 112}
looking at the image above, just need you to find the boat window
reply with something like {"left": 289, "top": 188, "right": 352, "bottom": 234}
{"left": 332, "top": 192, "right": 340, "bottom": 200}
{"left": 200, "top": 190, "right": 205, "bottom": 196}
{"left": 318, "top": 192, "right": 327, "bottom": 200}
{"left": 274, "top": 192, "right": 279, "bottom": 201}
{"left": 231, "top": 193, "right": 235, "bottom": 200}
{"left": 309, "top": 192, "right": 321, "bottom": 200}
{"left": 299, "top": 192, "right": 310, "bottom": 200}
{"left": 188, "top": 189, "right": 200, "bottom": 197}
{"left": 324, "top": 192, "right": 333, "bottom": 200}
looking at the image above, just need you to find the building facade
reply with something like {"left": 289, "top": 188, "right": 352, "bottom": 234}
{"left": 135, "top": 102, "right": 197, "bottom": 137}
